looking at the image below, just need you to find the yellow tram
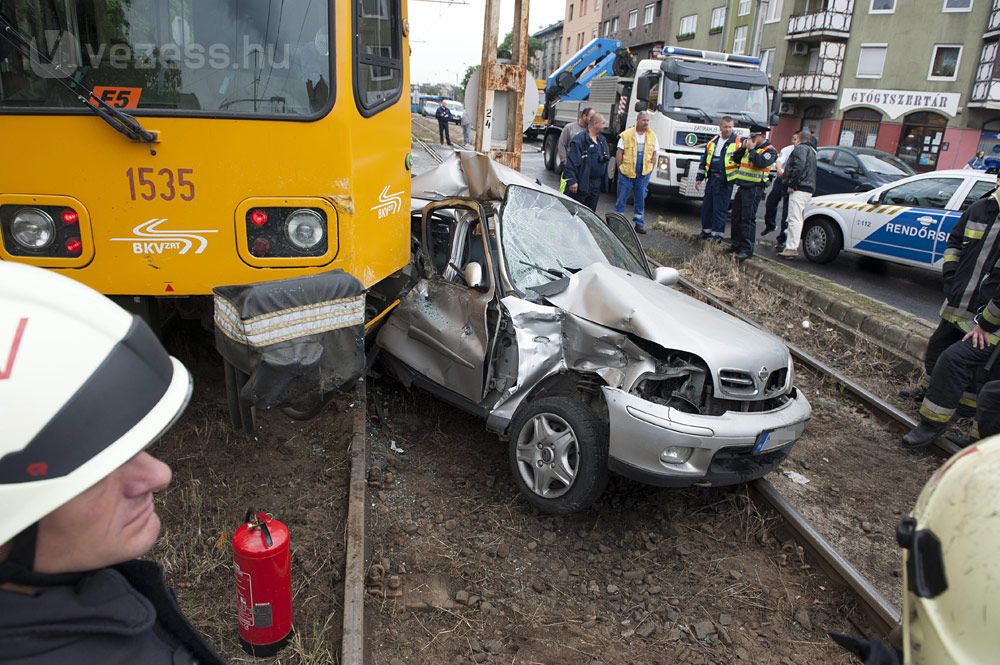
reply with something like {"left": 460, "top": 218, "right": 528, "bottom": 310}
{"left": 0, "top": 0, "right": 410, "bottom": 303}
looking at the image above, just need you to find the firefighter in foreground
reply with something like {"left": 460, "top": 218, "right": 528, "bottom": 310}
{"left": 832, "top": 434, "right": 1000, "bottom": 664}
{"left": 725, "top": 125, "right": 778, "bottom": 262}
{"left": 0, "top": 262, "right": 225, "bottom": 664}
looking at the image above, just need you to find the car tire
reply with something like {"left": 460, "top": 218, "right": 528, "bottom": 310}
{"left": 508, "top": 396, "right": 609, "bottom": 514}
{"left": 543, "top": 132, "right": 558, "bottom": 172}
{"left": 802, "top": 217, "right": 842, "bottom": 264}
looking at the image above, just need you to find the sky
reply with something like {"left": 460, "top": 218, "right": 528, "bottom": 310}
{"left": 408, "top": 0, "right": 564, "bottom": 85}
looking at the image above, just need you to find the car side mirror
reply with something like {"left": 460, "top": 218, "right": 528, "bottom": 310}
{"left": 868, "top": 192, "right": 881, "bottom": 205}
{"left": 634, "top": 100, "right": 648, "bottom": 112}
{"left": 653, "top": 266, "right": 680, "bottom": 286}
{"left": 464, "top": 262, "right": 484, "bottom": 289}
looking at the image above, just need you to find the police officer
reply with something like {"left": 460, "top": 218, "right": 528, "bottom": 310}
{"left": 435, "top": 99, "right": 453, "bottom": 146}
{"left": 726, "top": 125, "right": 778, "bottom": 262}
{"left": 0, "top": 262, "right": 225, "bottom": 664}
{"left": 900, "top": 173, "right": 1000, "bottom": 405}
{"left": 695, "top": 116, "right": 741, "bottom": 241}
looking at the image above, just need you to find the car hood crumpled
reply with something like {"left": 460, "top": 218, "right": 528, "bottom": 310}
{"left": 540, "top": 262, "right": 789, "bottom": 376}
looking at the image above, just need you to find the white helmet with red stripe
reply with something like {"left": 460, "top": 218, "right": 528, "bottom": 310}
{"left": 0, "top": 262, "right": 191, "bottom": 547}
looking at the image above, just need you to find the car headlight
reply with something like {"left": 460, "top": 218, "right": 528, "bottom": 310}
{"left": 285, "top": 209, "right": 325, "bottom": 250}
{"left": 11, "top": 207, "right": 55, "bottom": 249}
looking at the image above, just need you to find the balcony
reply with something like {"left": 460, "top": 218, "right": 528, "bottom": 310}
{"left": 786, "top": 11, "right": 852, "bottom": 41}
{"left": 971, "top": 41, "right": 1000, "bottom": 107}
{"left": 778, "top": 74, "right": 841, "bottom": 99}
{"left": 986, "top": 0, "right": 1000, "bottom": 40}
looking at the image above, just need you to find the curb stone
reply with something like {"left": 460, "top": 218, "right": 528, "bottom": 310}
{"left": 650, "top": 222, "right": 934, "bottom": 376}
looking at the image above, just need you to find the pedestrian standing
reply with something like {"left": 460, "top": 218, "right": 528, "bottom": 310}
{"left": 762, "top": 132, "right": 798, "bottom": 245}
{"left": 614, "top": 111, "right": 659, "bottom": 234}
{"left": 777, "top": 128, "right": 818, "bottom": 259}
{"left": 695, "top": 116, "right": 741, "bottom": 241}
{"left": 461, "top": 110, "right": 472, "bottom": 147}
{"left": 967, "top": 150, "right": 987, "bottom": 170}
{"left": 435, "top": 99, "right": 453, "bottom": 146}
{"left": 563, "top": 113, "right": 610, "bottom": 212}
{"left": 900, "top": 175, "right": 1000, "bottom": 404}
{"left": 558, "top": 106, "right": 593, "bottom": 174}
{"left": 726, "top": 125, "right": 778, "bottom": 261}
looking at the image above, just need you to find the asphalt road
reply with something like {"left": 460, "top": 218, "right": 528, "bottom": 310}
{"left": 411, "top": 137, "right": 943, "bottom": 323}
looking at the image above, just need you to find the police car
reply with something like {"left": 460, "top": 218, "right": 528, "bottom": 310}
{"left": 799, "top": 169, "right": 996, "bottom": 271}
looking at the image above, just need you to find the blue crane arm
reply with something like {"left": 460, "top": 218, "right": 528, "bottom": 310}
{"left": 545, "top": 38, "right": 627, "bottom": 103}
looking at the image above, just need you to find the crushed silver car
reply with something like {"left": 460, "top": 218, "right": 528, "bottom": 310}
{"left": 376, "top": 152, "right": 811, "bottom": 514}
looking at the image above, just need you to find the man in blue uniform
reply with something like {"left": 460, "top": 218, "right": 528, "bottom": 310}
{"left": 725, "top": 125, "right": 778, "bottom": 261}
{"left": 435, "top": 99, "right": 453, "bottom": 146}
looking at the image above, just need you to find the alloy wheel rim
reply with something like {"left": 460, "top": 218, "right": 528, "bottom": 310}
{"left": 515, "top": 412, "right": 579, "bottom": 499}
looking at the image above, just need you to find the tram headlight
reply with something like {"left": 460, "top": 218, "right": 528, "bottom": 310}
{"left": 11, "top": 208, "right": 55, "bottom": 249}
{"left": 285, "top": 209, "right": 325, "bottom": 251}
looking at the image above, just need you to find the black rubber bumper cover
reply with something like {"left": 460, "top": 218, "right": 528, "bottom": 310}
{"left": 609, "top": 444, "right": 792, "bottom": 488}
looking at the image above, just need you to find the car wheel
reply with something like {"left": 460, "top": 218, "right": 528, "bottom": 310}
{"left": 802, "top": 217, "right": 842, "bottom": 264}
{"left": 508, "top": 397, "right": 609, "bottom": 514}
{"left": 543, "top": 132, "right": 558, "bottom": 172}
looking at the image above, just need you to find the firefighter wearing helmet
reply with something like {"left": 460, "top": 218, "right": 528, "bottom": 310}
{"left": 0, "top": 262, "right": 225, "bottom": 664}
{"left": 833, "top": 434, "right": 1000, "bottom": 664}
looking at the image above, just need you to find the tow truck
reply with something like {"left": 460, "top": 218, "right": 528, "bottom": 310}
{"left": 542, "top": 43, "right": 782, "bottom": 199}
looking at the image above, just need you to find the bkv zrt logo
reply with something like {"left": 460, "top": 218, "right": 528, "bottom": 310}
{"left": 112, "top": 219, "right": 218, "bottom": 255}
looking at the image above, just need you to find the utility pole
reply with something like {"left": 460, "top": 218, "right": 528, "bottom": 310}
{"left": 474, "top": 0, "right": 530, "bottom": 169}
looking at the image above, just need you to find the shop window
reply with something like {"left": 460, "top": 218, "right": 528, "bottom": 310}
{"left": 839, "top": 108, "right": 882, "bottom": 148}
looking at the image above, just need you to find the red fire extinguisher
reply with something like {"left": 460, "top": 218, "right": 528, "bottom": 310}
{"left": 232, "top": 508, "right": 293, "bottom": 656}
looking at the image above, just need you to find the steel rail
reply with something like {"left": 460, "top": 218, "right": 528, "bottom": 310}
{"left": 752, "top": 478, "right": 900, "bottom": 636}
{"left": 341, "top": 380, "right": 368, "bottom": 664}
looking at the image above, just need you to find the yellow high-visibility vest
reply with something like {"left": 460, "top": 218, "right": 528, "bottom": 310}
{"left": 619, "top": 127, "right": 658, "bottom": 178}
{"left": 704, "top": 135, "right": 742, "bottom": 181}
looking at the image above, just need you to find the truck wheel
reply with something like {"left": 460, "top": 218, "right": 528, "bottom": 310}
{"left": 543, "top": 132, "right": 558, "bottom": 172}
{"left": 508, "top": 397, "right": 609, "bottom": 514}
{"left": 801, "top": 217, "right": 843, "bottom": 264}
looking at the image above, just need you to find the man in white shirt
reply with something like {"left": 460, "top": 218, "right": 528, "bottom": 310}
{"left": 614, "top": 111, "right": 660, "bottom": 234}
{"left": 762, "top": 132, "right": 799, "bottom": 248}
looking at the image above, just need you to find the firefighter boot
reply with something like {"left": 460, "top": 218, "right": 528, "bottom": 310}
{"left": 902, "top": 420, "right": 948, "bottom": 449}
{"left": 898, "top": 385, "right": 926, "bottom": 403}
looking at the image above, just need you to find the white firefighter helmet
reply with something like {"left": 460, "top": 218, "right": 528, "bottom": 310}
{"left": 900, "top": 434, "right": 1000, "bottom": 664}
{"left": 0, "top": 262, "right": 191, "bottom": 546}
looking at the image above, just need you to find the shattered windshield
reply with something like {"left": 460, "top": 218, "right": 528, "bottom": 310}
{"left": 0, "top": 0, "right": 331, "bottom": 117}
{"left": 500, "top": 185, "right": 647, "bottom": 292}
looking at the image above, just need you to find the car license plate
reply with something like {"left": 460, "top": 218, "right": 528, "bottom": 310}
{"left": 754, "top": 424, "right": 797, "bottom": 455}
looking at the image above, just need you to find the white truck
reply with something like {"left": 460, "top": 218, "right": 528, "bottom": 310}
{"left": 542, "top": 46, "right": 782, "bottom": 198}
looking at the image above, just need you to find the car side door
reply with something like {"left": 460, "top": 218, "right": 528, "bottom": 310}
{"left": 850, "top": 177, "right": 963, "bottom": 268}
{"left": 814, "top": 148, "right": 847, "bottom": 196}
{"left": 376, "top": 198, "right": 496, "bottom": 404}
{"left": 934, "top": 178, "right": 997, "bottom": 263}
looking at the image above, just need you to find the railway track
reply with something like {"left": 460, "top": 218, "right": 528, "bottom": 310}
{"left": 409, "top": 132, "right": 907, "bottom": 640}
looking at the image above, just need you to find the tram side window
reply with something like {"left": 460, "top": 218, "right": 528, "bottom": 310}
{"left": 355, "top": 0, "right": 402, "bottom": 114}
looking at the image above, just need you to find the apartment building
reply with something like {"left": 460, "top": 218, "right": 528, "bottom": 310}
{"left": 668, "top": 0, "right": 998, "bottom": 171}
{"left": 532, "top": 21, "right": 564, "bottom": 80}
{"left": 561, "top": 0, "right": 603, "bottom": 64}
{"left": 598, "top": 0, "right": 671, "bottom": 59}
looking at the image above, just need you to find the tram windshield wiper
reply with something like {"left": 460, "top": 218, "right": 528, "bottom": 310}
{"left": 0, "top": 14, "right": 158, "bottom": 154}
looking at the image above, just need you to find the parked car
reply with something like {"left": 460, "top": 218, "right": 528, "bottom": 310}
{"left": 375, "top": 153, "right": 811, "bottom": 514}
{"left": 799, "top": 169, "right": 996, "bottom": 269}
{"left": 421, "top": 100, "right": 438, "bottom": 117}
{"left": 444, "top": 100, "right": 464, "bottom": 125}
{"left": 814, "top": 146, "right": 916, "bottom": 197}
